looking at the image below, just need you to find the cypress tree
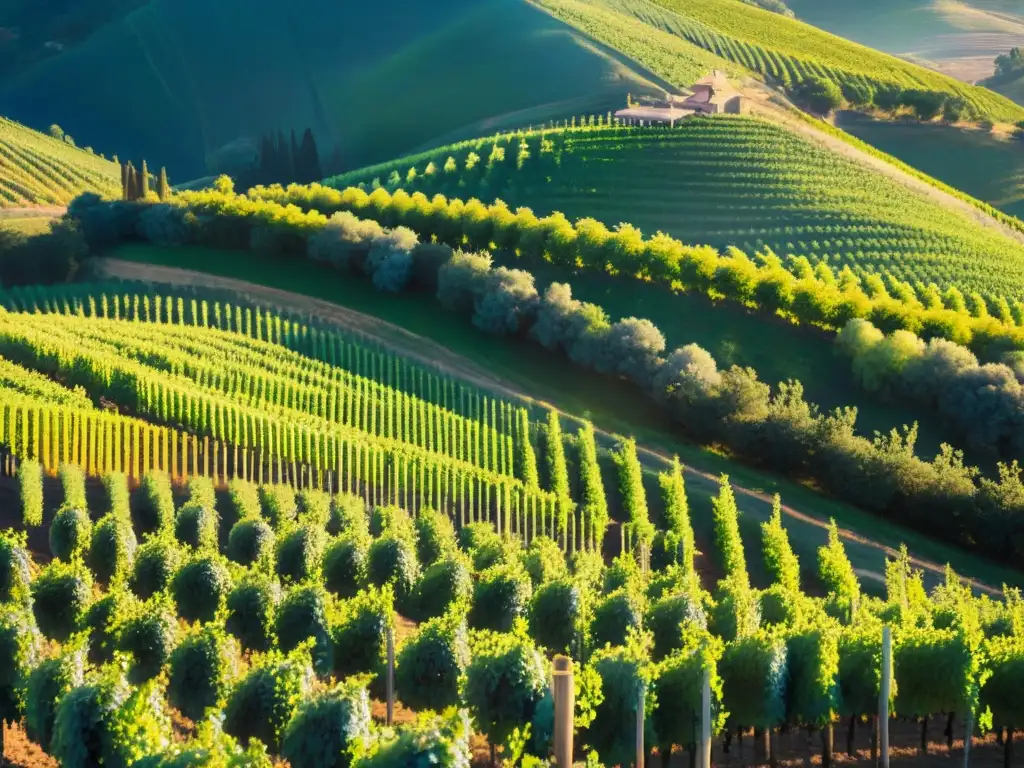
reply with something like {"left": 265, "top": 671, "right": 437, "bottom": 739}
{"left": 276, "top": 130, "right": 291, "bottom": 181}
{"left": 157, "top": 167, "right": 170, "bottom": 201}
{"left": 258, "top": 134, "right": 274, "bottom": 183}
{"left": 289, "top": 129, "right": 300, "bottom": 181}
{"left": 141, "top": 160, "right": 150, "bottom": 198}
{"left": 120, "top": 162, "right": 129, "bottom": 200}
{"left": 126, "top": 164, "right": 138, "bottom": 201}
{"left": 298, "top": 128, "right": 322, "bottom": 183}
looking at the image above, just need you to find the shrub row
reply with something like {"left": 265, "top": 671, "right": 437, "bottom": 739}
{"left": 837, "top": 319, "right": 1024, "bottom": 460}
{"left": 245, "top": 183, "right": 1024, "bottom": 359}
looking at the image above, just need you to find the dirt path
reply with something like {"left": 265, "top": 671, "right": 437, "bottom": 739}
{"left": 742, "top": 80, "right": 1024, "bottom": 245}
{"left": 96, "top": 258, "right": 1004, "bottom": 594}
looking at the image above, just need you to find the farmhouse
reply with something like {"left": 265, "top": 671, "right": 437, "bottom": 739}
{"left": 615, "top": 70, "right": 742, "bottom": 125}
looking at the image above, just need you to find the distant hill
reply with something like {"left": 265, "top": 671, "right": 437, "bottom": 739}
{"left": 0, "top": 117, "right": 119, "bottom": 206}
{"left": 330, "top": 116, "right": 1024, "bottom": 306}
{"left": 0, "top": 0, "right": 685, "bottom": 180}
{"left": 784, "top": 0, "right": 1024, "bottom": 85}
{"left": 544, "top": 0, "right": 1024, "bottom": 122}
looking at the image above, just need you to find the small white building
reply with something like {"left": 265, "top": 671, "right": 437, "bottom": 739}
{"left": 614, "top": 71, "right": 742, "bottom": 125}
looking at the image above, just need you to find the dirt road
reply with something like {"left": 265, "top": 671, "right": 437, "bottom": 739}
{"left": 95, "top": 257, "right": 1010, "bottom": 594}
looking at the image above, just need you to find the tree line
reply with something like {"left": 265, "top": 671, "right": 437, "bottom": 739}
{"left": 247, "top": 183, "right": 1024, "bottom": 361}
{"left": 120, "top": 160, "right": 170, "bottom": 202}
{"left": 64, "top": 184, "right": 1024, "bottom": 566}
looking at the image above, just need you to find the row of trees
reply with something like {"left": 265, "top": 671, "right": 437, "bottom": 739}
{"left": 240, "top": 182, "right": 1024, "bottom": 359}
{"left": 252, "top": 128, "right": 323, "bottom": 187}
{"left": 837, "top": 318, "right": 1024, "bottom": 460}
{"left": 120, "top": 160, "right": 170, "bottom": 202}
{"left": 793, "top": 75, "right": 972, "bottom": 122}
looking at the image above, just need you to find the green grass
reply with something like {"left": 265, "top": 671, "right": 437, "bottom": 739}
{"left": 0, "top": 0, "right": 673, "bottom": 181}
{"left": 110, "top": 241, "right": 1024, "bottom": 592}
{"left": 0, "top": 117, "right": 119, "bottom": 207}
{"left": 331, "top": 117, "right": 1024, "bottom": 305}
{"left": 540, "top": 0, "right": 1024, "bottom": 123}
{"left": 837, "top": 112, "right": 1024, "bottom": 219}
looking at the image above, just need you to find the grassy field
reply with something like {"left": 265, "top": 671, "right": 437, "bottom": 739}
{"left": 330, "top": 117, "right": 1024, "bottom": 305}
{"left": 0, "top": 117, "right": 119, "bottom": 207}
{"left": 837, "top": 111, "right": 1024, "bottom": 219}
{"left": 108, "top": 242, "right": 1024, "bottom": 592}
{"left": 539, "top": 0, "right": 1024, "bottom": 122}
{"left": 0, "top": 0, "right": 678, "bottom": 181}
{"left": 785, "top": 0, "right": 1024, "bottom": 82}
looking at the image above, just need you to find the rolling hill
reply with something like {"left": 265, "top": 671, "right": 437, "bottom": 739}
{"left": 0, "top": 0, "right": 685, "bottom": 181}
{"left": 0, "top": 116, "right": 120, "bottom": 206}
{"left": 785, "top": 0, "right": 1024, "bottom": 84}
{"left": 328, "top": 117, "right": 1024, "bottom": 306}
{"left": 538, "top": 0, "right": 1024, "bottom": 122}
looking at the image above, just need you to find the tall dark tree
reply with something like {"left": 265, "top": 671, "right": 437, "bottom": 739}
{"left": 157, "top": 167, "right": 170, "bottom": 201}
{"left": 297, "top": 129, "right": 322, "bottom": 183}
{"left": 121, "top": 162, "right": 129, "bottom": 200}
{"left": 140, "top": 160, "right": 150, "bottom": 198}
{"left": 126, "top": 163, "right": 138, "bottom": 201}
{"left": 276, "top": 130, "right": 292, "bottom": 181}
{"left": 290, "top": 129, "right": 300, "bottom": 177}
{"left": 262, "top": 134, "right": 278, "bottom": 185}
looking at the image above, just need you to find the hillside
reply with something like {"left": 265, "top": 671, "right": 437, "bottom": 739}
{"left": 785, "top": 0, "right": 1024, "bottom": 84}
{"left": 537, "top": 0, "right": 1024, "bottom": 122}
{"left": 0, "top": 0, "right": 690, "bottom": 181}
{"left": 0, "top": 117, "right": 119, "bottom": 206}
{"left": 328, "top": 117, "right": 1024, "bottom": 306}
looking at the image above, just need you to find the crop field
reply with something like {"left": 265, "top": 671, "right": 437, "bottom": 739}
{"left": 785, "top": 0, "right": 1024, "bottom": 82}
{"left": 0, "top": 118, "right": 119, "bottom": 207}
{"left": 537, "top": 0, "right": 1024, "bottom": 123}
{"left": 329, "top": 117, "right": 1024, "bottom": 304}
{"left": 0, "top": 278, "right": 1021, "bottom": 765}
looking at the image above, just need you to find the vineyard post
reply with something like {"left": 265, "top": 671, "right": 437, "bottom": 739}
{"left": 386, "top": 626, "right": 394, "bottom": 726}
{"left": 701, "top": 664, "right": 712, "bottom": 768}
{"left": 553, "top": 655, "right": 574, "bottom": 768}
{"left": 963, "top": 708, "right": 972, "bottom": 768}
{"left": 880, "top": 625, "right": 891, "bottom": 768}
{"left": 636, "top": 684, "right": 645, "bottom": 768}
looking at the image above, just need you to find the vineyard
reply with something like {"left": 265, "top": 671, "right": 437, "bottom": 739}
{"left": 0, "top": 118, "right": 120, "bottom": 208}
{"left": 535, "top": 0, "right": 1024, "bottom": 124}
{"left": 322, "top": 118, "right": 1024, "bottom": 335}
{"left": 0, "top": 207, "right": 1017, "bottom": 762}
{"left": 1, "top": 448, "right": 1023, "bottom": 765}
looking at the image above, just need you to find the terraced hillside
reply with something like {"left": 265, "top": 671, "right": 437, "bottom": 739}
{"left": 328, "top": 117, "right": 1024, "bottom": 304}
{"left": 0, "top": 117, "right": 119, "bottom": 207}
{"left": 537, "top": 0, "right": 1024, "bottom": 122}
{"left": 0, "top": 0, "right": 689, "bottom": 180}
{"left": 785, "top": 0, "right": 1024, "bottom": 83}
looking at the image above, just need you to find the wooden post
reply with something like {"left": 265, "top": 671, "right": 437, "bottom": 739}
{"left": 553, "top": 656, "right": 574, "bottom": 768}
{"left": 701, "top": 666, "right": 712, "bottom": 768}
{"left": 386, "top": 626, "right": 394, "bottom": 726}
{"left": 637, "top": 685, "right": 645, "bottom": 768}
{"left": 880, "top": 626, "right": 891, "bottom": 768}
{"left": 963, "top": 709, "right": 972, "bottom": 768}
